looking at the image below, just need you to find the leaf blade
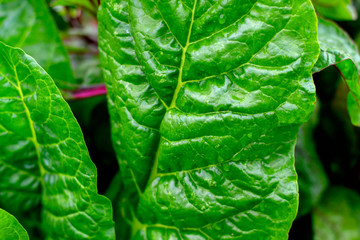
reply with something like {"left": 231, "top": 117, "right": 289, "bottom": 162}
{"left": 0, "top": 42, "right": 115, "bottom": 239}
{"left": 0, "top": 208, "right": 29, "bottom": 240}
{"left": 0, "top": 0, "right": 75, "bottom": 89}
{"left": 99, "top": 0, "right": 320, "bottom": 238}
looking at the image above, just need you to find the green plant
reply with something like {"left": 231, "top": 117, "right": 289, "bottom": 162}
{"left": 0, "top": 208, "right": 29, "bottom": 240}
{"left": 0, "top": 0, "right": 359, "bottom": 239}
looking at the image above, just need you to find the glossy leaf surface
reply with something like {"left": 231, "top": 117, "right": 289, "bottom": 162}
{"left": 313, "top": 186, "right": 360, "bottom": 240}
{"left": 99, "top": 0, "right": 320, "bottom": 239}
{"left": 0, "top": 0, "right": 75, "bottom": 89}
{"left": 313, "top": 18, "right": 360, "bottom": 126}
{"left": 312, "top": 0, "right": 357, "bottom": 21}
{"left": 0, "top": 208, "right": 29, "bottom": 240}
{"left": 0, "top": 42, "right": 114, "bottom": 239}
{"left": 295, "top": 103, "right": 328, "bottom": 217}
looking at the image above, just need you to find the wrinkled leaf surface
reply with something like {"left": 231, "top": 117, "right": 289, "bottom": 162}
{"left": 99, "top": 0, "right": 320, "bottom": 239}
{"left": 0, "top": 42, "right": 114, "bottom": 239}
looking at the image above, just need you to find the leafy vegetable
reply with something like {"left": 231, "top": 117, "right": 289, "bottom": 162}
{"left": 0, "top": 208, "right": 29, "bottom": 240}
{"left": 312, "top": 0, "right": 357, "bottom": 21}
{"left": 99, "top": 0, "right": 320, "bottom": 238}
{"left": 313, "top": 186, "right": 360, "bottom": 240}
{"left": 0, "top": 42, "right": 114, "bottom": 239}
{"left": 0, "top": 0, "right": 75, "bottom": 89}
{"left": 1, "top": 0, "right": 359, "bottom": 239}
{"left": 313, "top": 17, "right": 360, "bottom": 126}
{"left": 295, "top": 103, "right": 328, "bottom": 217}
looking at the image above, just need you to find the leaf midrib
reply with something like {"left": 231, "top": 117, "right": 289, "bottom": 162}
{"left": 10, "top": 52, "right": 46, "bottom": 189}
{"left": 146, "top": 0, "right": 198, "bottom": 187}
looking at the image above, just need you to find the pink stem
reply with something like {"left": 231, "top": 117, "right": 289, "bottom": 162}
{"left": 69, "top": 85, "right": 107, "bottom": 100}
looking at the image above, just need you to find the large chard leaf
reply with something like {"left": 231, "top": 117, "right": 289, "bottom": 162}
{"left": 0, "top": 42, "right": 114, "bottom": 239}
{"left": 0, "top": 0, "right": 75, "bottom": 89}
{"left": 99, "top": 0, "right": 319, "bottom": 239}
{"left": 0, "top": 208, "right": 29, "bottom": 240}
{"left": 313, "top": 186, "right": 360, "bottom": 240}
{"left": 314, "top": 18, "right": 360, "bottom": 126}
{"left": 312, "top": 0, "right": 357, "bottom": 21}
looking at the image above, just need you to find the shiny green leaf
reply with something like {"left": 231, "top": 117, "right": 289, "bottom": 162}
{"left": 99, "top": 0, "right": 320, "bottom": 239}
{"left": 313, "top": 186, "right": 360, "bottom": 240}
{"left": 0, "top": 208, "right": 29, "bottom": 240}
{"left": 314, "top": 18, "right": 360, "bottom": 126}
{"left": 295, "top": 103, "right": 328, "bottom": 217}
{"left": 0, "top": 42, "right": 114, "bottom": 239}
{"left": 0, "top": 0, "right": 75, "bottom": 89}
{"left": 312, "top": 0, "right": 357, "bottom": 21}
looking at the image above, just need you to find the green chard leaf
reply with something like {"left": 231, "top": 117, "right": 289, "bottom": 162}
{"left": 313, "top": 186, "right": 360, "bottom": 240}
{"left": 0, "top": 42, "right": 114, "bottom": 239}
{"left": 312, "top": 0, "right": 357, "bottom": 21}
{"left": 99, "top": 0, "right": 320, "bottom": 239}
{"left": 313, "top": 18, "right": 360, "bottom": 126}
{"left": 0, "top": 208, "right": 29, "bottom": 240}
{"left": 0, "top": 0, "right": 75, "bottom": 89}
{"left": 295, "top": 103, "right": 328, "bottom": 217}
